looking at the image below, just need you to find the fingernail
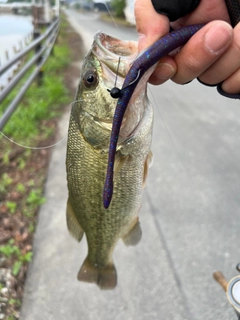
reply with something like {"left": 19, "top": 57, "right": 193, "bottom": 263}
{"left": 204, "top": 22, "right": 232, "bottom": 54}
{"left": 138, "top": 33, "right": 147, "bottom": 52}
{"left": 156, "top": 63, "right": 175, "bottom": 80}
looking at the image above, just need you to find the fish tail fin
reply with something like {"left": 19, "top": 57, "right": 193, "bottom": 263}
{"left": 77, "top": 258, "right": 117, "bottom": 290}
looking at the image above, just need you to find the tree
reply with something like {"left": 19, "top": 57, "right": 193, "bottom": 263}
{"left": 111, "top": 0, "right": 126, "bottom": 17}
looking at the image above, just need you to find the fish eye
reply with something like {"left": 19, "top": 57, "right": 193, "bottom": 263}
{"left": 83, "top": 70, "right": 98, "bottom": 88}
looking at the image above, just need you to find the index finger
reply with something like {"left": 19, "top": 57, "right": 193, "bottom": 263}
{"left": 135, "top": 0, "right": 170, "bottom": 51}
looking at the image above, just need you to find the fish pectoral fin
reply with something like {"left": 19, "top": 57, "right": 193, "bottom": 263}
{"left": 78, "top": 258, "right": 117, "bottom": 290}
{"left": 122, "top": 219, "right": 142, "bottom": 246}
{"left": 143, "top": 151, "right": 153, "bottom": 188}
{"left": 113, "top": 152, "right": 129, "bottom": 176}
{"left": 66, "top": 198, "right": 84, "bottom": 242}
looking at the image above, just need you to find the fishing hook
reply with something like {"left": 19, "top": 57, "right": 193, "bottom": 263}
{"left": 107, "top": 69, "right": 142, "bottom": 99}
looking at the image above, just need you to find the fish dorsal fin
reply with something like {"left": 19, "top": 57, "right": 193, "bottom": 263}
{"left": 66, "top": 199, "right": 84, "bottom": 242}
{"left": 122, "top": 219, "right": 142, "bottom": 246}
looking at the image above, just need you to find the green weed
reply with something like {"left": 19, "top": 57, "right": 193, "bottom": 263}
{"left": 28, "top": 222, "right": 35, "bottom": 233}
{"left": 6, "top": 201, "right": 17, "bottom": 214}
{"left": 9, "top": 298, "right": 21, "bottom": 307}
{"left": 12, "top": 261, "right": 22, "bottom": 276}
{"left": 17, "top": 158, "right": 26, "bottom": 170}
{"left": 16, "top": 183, "right": 25, "bottom": 193}
{"left": 0, "top": 239, "right": 20, "bottom": 258}
{"left": 12, "top": 252, "right": 33, "bottom": 276}
{"left": 2, "top": 151, "right": 10, "bottom": 165}
{"left": 0, "top": 239, "right": 32, "bottom": 276}
{"left": 0, "top": 173, "right": 13, "bottom": 193}
{"left": 27, "top": 190, "right": 45, "bottom": 206}
{"left": 27, "top": 179, "right": 35, "bottom": 187}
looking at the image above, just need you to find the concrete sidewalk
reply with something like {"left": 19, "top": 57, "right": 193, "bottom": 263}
{"left": 20, "top": 14, "right": 190, "bottom": 320}
{"left": 19, "top": 103, "right": 189, "bottom": 320}
{"left": 20, "top": 10, "right": 239, "bottom": 320}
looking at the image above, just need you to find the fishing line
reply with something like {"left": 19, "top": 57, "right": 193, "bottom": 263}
{"left": 0, "top": 130, "right": 65, "bottom": 150}
{"left": 115, "top": 57, "right": 121, "bottom": 88}
{"left": 101, "top": 2, "right": 140, "bottom": 99}
{"left": 104, "top": 2, "right": 121, "bottom": 31}
{"left": 107, "top": 57, "right": 122, "bottom": 98}
{"left": 0, "top": 99, "right": 80, "bottom": 150}
{"left": 148, "top": 86, "right": 195, "bottom": 186}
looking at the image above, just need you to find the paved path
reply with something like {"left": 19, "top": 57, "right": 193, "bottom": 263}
{"left": 20, "top": 9, "right": 240, "bottom": 320}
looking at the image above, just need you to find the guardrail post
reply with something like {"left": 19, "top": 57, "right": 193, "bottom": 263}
{"left": 33, "top": 30, "right": 43, "bottom": 85}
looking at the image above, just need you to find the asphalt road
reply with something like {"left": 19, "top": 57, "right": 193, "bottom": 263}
{"left": 20, "top": 9, "right": 240, "bottom": 320}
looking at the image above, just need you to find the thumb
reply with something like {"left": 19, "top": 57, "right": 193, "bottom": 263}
{"left": 134, "top": 0, "right": 170, "bottom": 52}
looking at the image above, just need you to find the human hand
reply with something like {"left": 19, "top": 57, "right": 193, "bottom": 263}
{"left": 135, "top": 0, "right": 240, "bottom": 95}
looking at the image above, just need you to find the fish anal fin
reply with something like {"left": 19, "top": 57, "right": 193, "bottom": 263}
{"left": 66, "top": 198, "right": 84, "bottom": 242}
{"left": 122, "top": 219, "right": 142, "bottom": 246}
{"left": 77, "top": 258, "right": 117, "bottom": 290}
{"left": 143, "top": 151, "right": 153, "bottom": 187}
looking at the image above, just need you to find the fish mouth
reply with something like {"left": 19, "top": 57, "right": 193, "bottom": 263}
{"left": 92, "top": 32, "right": 138, "bottom": 101}
{"left": 92, "top": 32, "right": 149, "bottom": 139}
{"left": 92, "top": 31, "right": 138, "bottom": 79}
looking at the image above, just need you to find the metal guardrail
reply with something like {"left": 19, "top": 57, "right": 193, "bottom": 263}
{"left": 0, "top": 17, "right": 60, "bottom": 131}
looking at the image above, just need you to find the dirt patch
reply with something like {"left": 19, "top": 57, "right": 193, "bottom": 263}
{"left": 0, "top": 22, "right": 83, "bottom": 320}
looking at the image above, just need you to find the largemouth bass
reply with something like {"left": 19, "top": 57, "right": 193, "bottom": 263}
{"left": 66, "top": 32, "right": 153, "bottom": 289}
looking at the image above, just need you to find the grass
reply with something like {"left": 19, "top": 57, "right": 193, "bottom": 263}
{"left": 0, "top": 239, "right": 33, "bottom": 277}
{"left": 0, "top": 16, "right": 71, "bottom": 145}
{"left": 0, "top": 12, "right": 80, "bottom": 319}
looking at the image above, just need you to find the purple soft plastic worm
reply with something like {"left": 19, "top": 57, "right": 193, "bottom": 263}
{"left": 103, "top": 24, "right": 204, "bottom": 209}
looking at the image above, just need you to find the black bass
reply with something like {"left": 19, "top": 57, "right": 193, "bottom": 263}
{"left": 66, "top": 32, "right": 153, "bottom": 289}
